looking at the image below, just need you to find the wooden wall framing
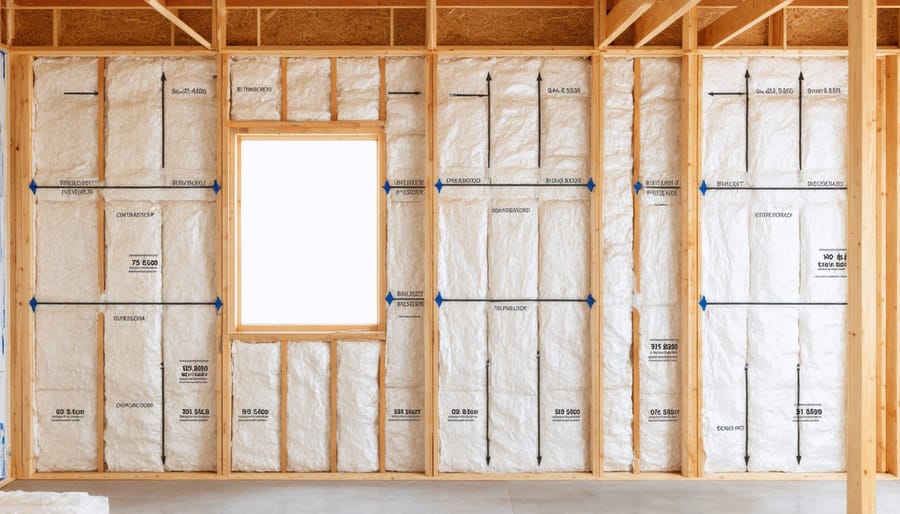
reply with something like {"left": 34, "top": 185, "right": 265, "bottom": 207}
{"left": 0, "top": 1, "right": 895, "bottom": 512}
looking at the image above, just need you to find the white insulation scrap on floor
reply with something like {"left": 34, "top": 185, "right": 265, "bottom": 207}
{"left": 636, "top": 58, "right": 682, "bottom": 472}
{"left": 701, "top": 57, "right": 848, "bottom": 473}
{"left": 104, "top": 307, "right": 163, "bottom": 472}
{"left": 105, "top": 201, "right": 162, "bottom": 302}
{"left": 229, "top": 56, "right": 281, "bottom": 121}
{"left": 34, "top": 308, "right": 98, "bottom": 472}
{"left": 436, "top": 57, "right": 592, "bottom": 473}
{"left": 0, "top": 491, "right": 109, "bottom": 514}
{"left": 32, "top": 57, "right": 99, "bottom": 184}
{"left": 336, "top": 342, "right": 381, "bottom": 473}
{"left": 286, "top": 342, "right": 331, "bottom": 472}
{"left": 163, "top": 307, "right": 217, "bottom": 472}
{"left": 35, "top": 201, "right": 99, "bottom": 302}
{"left": 231, "top": 341, "right": 280, "bottom": 472}
{"left": 602, "top": 57, "right": 634, "bottom": 472}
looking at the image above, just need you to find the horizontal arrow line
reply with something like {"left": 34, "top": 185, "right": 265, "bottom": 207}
{"left": 449, "top": 93, "right": 489, "bottom": 98}
{"left": 707, "top": 91, "right": 746, "bottom": 96}
{"left": 706, "top": 186, "right": 845, "bottom": 191}
{"left": 388, "top": 91, "right": 421, "bottom": 95}
{"left": 64, "top": 91, "right": 99, "bottom": 96}
{"left": 31, "top": 296, "right": 223, "bottom": 312}
{"left": 30, "top": 179, "right": 220, "bottom": 194}
{"left": 707, "top": 301, "right": 846, "bottom": 306}
{"left": 438, "top": 182, "right": 590, "bottom": 187}
{"left": 440, "top": 298, "right": 586, "bottom": 303}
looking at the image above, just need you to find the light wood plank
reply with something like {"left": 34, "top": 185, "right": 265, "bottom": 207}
{"left": 631, "top": 57, "right": 642, "bottom": 475}
{"left": 280, "top": 57, "right": 287, "bottom": 122}
{"left": 876, "top": 57, "right": 887, "bottom": 473}
{"left": 97, "top": 57, "right": 105, "bottom": 183}
{"left": 425, "top": 53, "right": 438, "bottom": 477}
{"left": 379, "top": 57, "right": 387, "bottom": 121}
{"left": 680, "top": 52, "right": 701, "bottom": 478}
{"left": 144, "top": 0, "right": 212, "bottom": 49}
{"left": 590, "top": 54, "right": 603, "bottom": 476}
{"left": 699, "top": 0, "right": 794, "bottom": 48}
{"left": 847, "top": 0, "right": 879, "bottom": 511}
{"left": 280, "top": 340, "right": 288, "bottom": 472}
{"left": 885, "top": 54, "right": 900, "bottom": 477}
{"left": 378, "top": 340, "right": 386, "bottom": 473}
{"left": 97, "top": 312, "right": 105, "bottom": 472}
{"left": 330, "top": 339, "right": 338, "bottom": 472}
{"left": 331, "top": 57, "right": 338, "bottom": 121}
{"left": 426, "top": 0, "right": 437, "bottom": 50}
{"left": 768, "top": 8, "right": 786, "bottom": 47}
{"left": 634, "top": 0, "right": 702, "bottom": 47}
{"left": 599, "top": 0, "right": 655, "bottom": 48}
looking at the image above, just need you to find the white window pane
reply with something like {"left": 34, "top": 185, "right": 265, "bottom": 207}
{"left": 240, "top": 139, "right": 379, "bottom": 326}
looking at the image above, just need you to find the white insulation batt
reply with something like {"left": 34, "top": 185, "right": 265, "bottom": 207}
{"left": 602, "top": 57, "right": 634, "bottom": 472}
{"left": 384, "top": 57, "right": 426, "bottom": 472}
{"left": 104, "top": 307, "right": 163, "bottom": 472}
{"left": 230, "top": 57, "right": 281, "bottom": 121}
{"left": 286, "top": 58, "right": 331, "bottom": 121}
{"left": 436, "top": 57, "right": 591, "bottom": 473}
{"left": 35, "top": 201, "right": 99, "bottom": 302}
{"left": 231, "top": 341, "right": 280, "bottom": 472}
{"left": 0, "top": 492, "right": 109, "bottom": 514}
{"left": 34, "top": 308, "right": 98, "bottom": 471}
{"left": 287, "top": 342, "right": 330, "bottom": 472}
{"left": 337, "top": 342, "right": 381, "bottom": 473}
{"left": 701, "top": 57, "right": 848, "bottom": 473}
{"left": 105, "top": 201, "right": 162, "bottom": 302}
{"left": 636, "top": 58, "right": 682, "bottom": 472}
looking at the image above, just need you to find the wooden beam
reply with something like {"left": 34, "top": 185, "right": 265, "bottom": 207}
{"left": 425, "top": 53, "right": 437, "bottom": 477}
{"left": 631, "top": 58, "right": 642, "bottom": 474}
{"left": 680, "top": 51, "right": 700, "bottom": 479}
{"left": 426, "top": 0, "right": 437, "bottom": 50}
{"left": 213, "top": 0, "right": 226, "bottom": 50}
{"left": 699, "top": 0, "right": 793, "bottom": 48}
{"left": 330, "top": 339, "right": 338, "bottom": 472}
{"left": 683, "top": 7, "right": 698, "bottom": 50}
{"left": 876, "top": 57, "right": 887, "bottom": 474}
{"left": 599, "top": 0, "right": 654, "bottom": 48}
{"left": 96, "top": 312, "right": 105, "bottom": 472}
{"left": 330, "top": 57, "right": 338, "bottom": 121}
{"left": 280, "top": 340, "right": 288, "bottom": 472}
{"left": 768, "top": 8, "right": 786, "bottom": 47}
{"left": 847, "top": 0, "right": 878, "bottom": 511}
{"left": 885, "top": 54, "right": 900, "bottom": 477}
{"left": 144, "top": 0, "right": 212, "bottom": 49}
{"left": 590, "top": 54, "right": 603, "bottom": 476}
{"left": 280, "top": 57, "right": 288, "bottom": 122}
{"left": 634, "top": 0, "right": 702, "bottom": 48}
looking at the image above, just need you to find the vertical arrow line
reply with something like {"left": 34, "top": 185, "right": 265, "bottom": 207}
{"left": 537, "top": 349, "right": 542, "bottom": 465}
{"left": 486, "top": 355, "right": 491, "bottom": 466}
{"left": 798, "top": 72, "right": 804, "bottom": 172}
{"left": 797, "top": 363, "right": 802, "bottom": 464}
{"left": 744, "top": 70, "right": 750, "bottom": 173}
{"left": 537, "top": 73, "right": 542, "bottom": 169}
{"left": 486, "top": 73, "right": 492, "bottom": 169}
{"left": 161, "top": 72, "right": 167, "bottom": 169}
{"left": 744, "top": 362, "right": 750, "bottom": 469}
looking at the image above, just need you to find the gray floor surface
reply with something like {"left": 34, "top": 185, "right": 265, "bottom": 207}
{"left": 8, "top": 479, "right": 900, "bottom": 513}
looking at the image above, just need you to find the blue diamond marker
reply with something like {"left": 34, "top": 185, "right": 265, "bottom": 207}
{"left": 385, "top": 292, "right": 394, "bottom": 305}
{"left": 382, "top": 180, "right": 391, "bottom": 195}
{"left": 699, "top": 296, "right": 708, "bottom": 311}
{"left": 29, "top": 297, "right": 37, "bottom": 312}
{"left": 435, "top": 179, "right": 444, "bottom": 194}
{"left": 435, "top": 292, "right": 443, "bottom": 308}
{"left": 215, "top": 297, "right": 223, "bottom": 311}
{"left": 212, "top": 180, "right": 221, "bottom": 194}
{"left": 586, "top": 294, "right": 596, "bottom": 309}
{"left": 699, "top": 180, "right": 708, "bottom": 196}
{"left": 586, "top": 178, "right": 596, "bottom": 192}
{"left": 633, "top": 181, "right": 643, "bottom": 195}
{"left": 29, "top": 179, "right": 38, "bottom": 195}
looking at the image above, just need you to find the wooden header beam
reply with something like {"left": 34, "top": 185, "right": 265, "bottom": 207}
{"left": 634, "top": 0, "right": 702, "bottom": 47}
{"left": 145, "top": 0, "right": 213, "bottom": 48}
{"left": 699, "top": 0, "right": 793, "bottom": 48}
{"left": 598, "top": 0, "right": 654, "bottom": 48}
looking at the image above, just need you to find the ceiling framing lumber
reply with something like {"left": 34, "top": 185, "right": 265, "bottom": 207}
{"left": 598, "top": 0, "right": 654, "bottom": 47}
{"left": 144, "top": 0, "right": 212, "bottom": 48}
{"left": 633, "top": 0, "right": 702, "bottom": 47}
{"left": 699, "top": 0, "right": 793, "bottom": 48}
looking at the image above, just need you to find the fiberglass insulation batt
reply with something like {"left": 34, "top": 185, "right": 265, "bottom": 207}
{"left": 287, "top": 342, "right": 330, "bottom": 472}
{"left": 602, "top": 57, "right": 634, "bottom": 472}
{"left": 384, "top": 57, "right": 427, "bottom": 472}
{"left": 337, "top": 342, "right": 380, "bottom": 472}
{"left": 104, "top": 307, "right": 163, "bottom": 472}
{"left": 34, "top": 308, "right": 98, "bottom": 471}
{"left": 636, "top": 58, "right": 682, "bottom": 472}
{"left": 436, "top": 57, "right": 591, "bottom": 473}
{"left": 35, "top": 201, "right": 99, "bottom": 303}
{"left": 231, "top": 341, "right": 280, "bottom": 472}
{"left": 701, "top": 57, "right": 848, "bottom": 473}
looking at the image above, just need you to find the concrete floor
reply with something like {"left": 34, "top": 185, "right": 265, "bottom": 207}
{"left": 7, "top": 479, "right": 900, "bottom": 513}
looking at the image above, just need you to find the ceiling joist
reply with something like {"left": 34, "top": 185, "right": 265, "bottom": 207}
{"left": 633, "top": 0, "right": 702, "bottom": 47}
{"left": 144, "top": 0, "right": 212, "bottom": 48}
{"left": 599, "top": 0, "right": 655, "bottom": 47}
{"left": 700, "top": 0, "right": 794, "bottom": 47}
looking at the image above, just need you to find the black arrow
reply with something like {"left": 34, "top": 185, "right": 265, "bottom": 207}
{"left": 161, "top": 360, "right": 166, "bottom": 466}
{"left": 537, "top": 349, "right": 542, "bottom": 466}
{"left": 387, "top": 91, "right": 421, "bottom": 95}
{"left": 64, "top": 91, "right": 99, "bottom": 96}
{"left": 537, "top": 73, "right": 542, "bottom": 169}
{"left": 744, "top": 70, "right": 750, "bottom": 173}
{"left": 796, "top": 363, "right": 802, "bottom": 465}
{"left": 744, "top": 362, "right": 750, "bottom": 469}
{"left": 487, "top": 73, "right": 492, "bottom": 169}
{"left": 486, "top": 354, "right": 492, "bottom": 466}
{"left": 161, "top": 72, "right": 167, "bottom": 169}
{"left": 799, "top": 72, "right": 804, "bottom": 172}
{"left": 707, "top": 91, "right": 746, "bottom": 96}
